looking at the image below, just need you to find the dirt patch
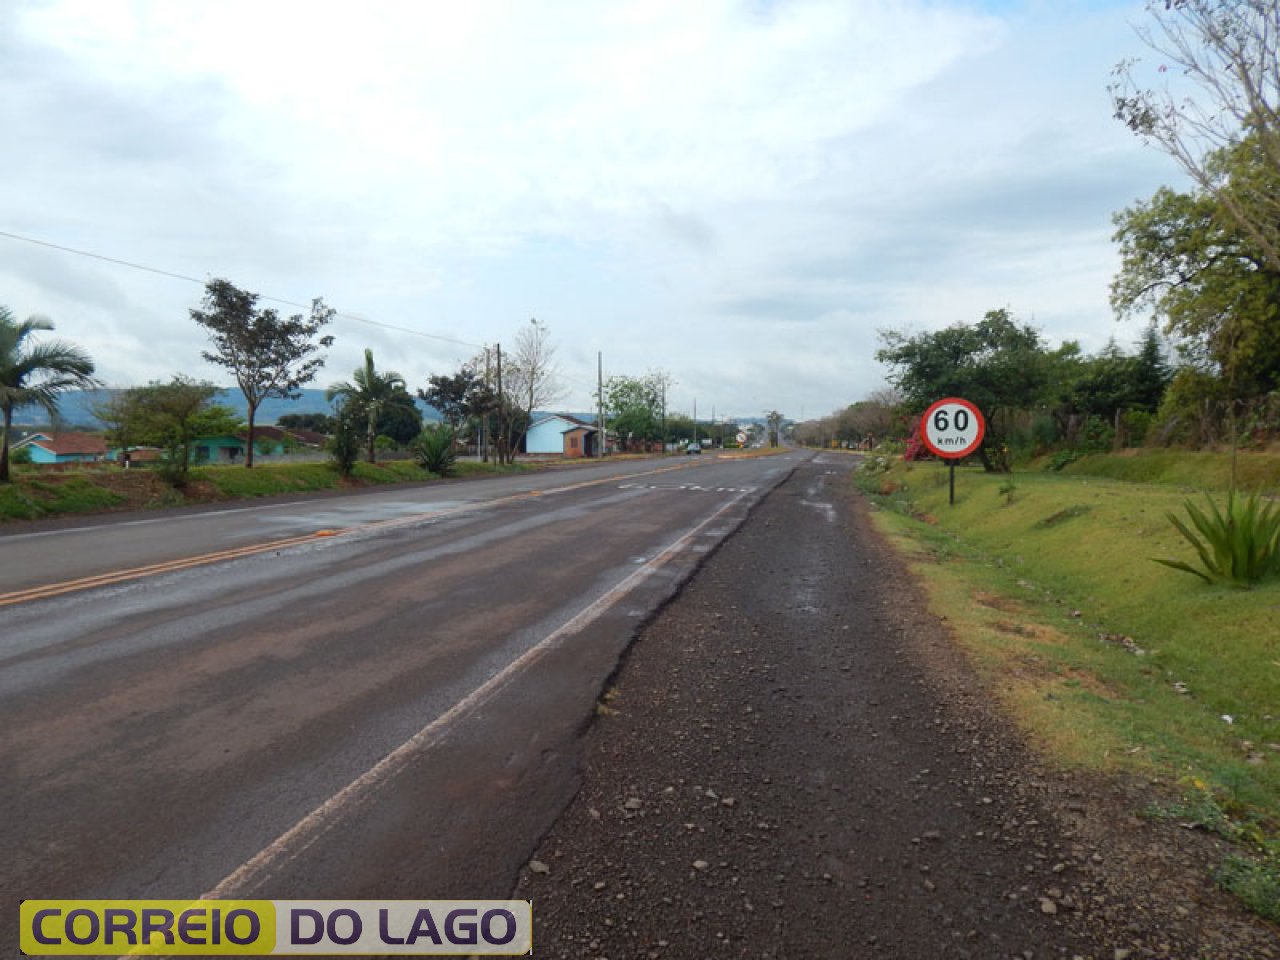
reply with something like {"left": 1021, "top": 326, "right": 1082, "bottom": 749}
{"left": 513, "top": 457, "right": 1278, "bottom": 958}
{"left": 974, "top": 591, "right": 1025, "bottom": 613}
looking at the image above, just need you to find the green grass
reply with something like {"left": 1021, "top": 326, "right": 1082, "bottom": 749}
{"left": 859, "top": 458, "right": 1280, "bottom": 916}
{"left": 0, "top": 474, "right": 127, "bottom": 520}
{"left": 195, "top": 462, "right": 361, "bottom": 496}
{"left": 1056, "top": 448, "right": 1280, "bottom": 492}
{"left": 1, "top": 457, "right": 543, "bottom": 522}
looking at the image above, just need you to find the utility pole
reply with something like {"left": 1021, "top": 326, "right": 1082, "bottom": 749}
{"left": 597, "top": 351, "right": 605, "bottom": 458}
{"left": 693, "top": 397, "right": 697, "bottom": 447}
{"left": 481, "top": 346, "right": 490, "bottom": 463}
{"left": 660, "top": 376, "right": 667, "bottom": 456}
{"left": 495, "top": 343, "right": 505, "bottom": 465}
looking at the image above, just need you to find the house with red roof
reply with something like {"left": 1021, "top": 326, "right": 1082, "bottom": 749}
{"left": 12, "top": 431, "right": 108, "bottom": 465}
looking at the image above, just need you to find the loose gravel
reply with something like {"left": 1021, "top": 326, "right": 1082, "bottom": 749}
{"left": 513, "top": 455, "right": 1278, "bottom": 959}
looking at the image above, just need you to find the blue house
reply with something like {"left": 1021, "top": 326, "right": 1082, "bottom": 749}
{"left": 12, "top": 431, "right": 107, "bottom": 464}
{"left": 525, "top": 414, "right": 600, "bottom": 457}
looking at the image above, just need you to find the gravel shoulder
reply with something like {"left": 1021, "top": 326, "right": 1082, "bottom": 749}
{"left": 513, "top": 454, "right": 1278, "bottom": 959}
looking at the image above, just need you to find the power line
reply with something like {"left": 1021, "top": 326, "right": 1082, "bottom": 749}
{"left": 0, "top": 228, "right": 484, "bottom": 349}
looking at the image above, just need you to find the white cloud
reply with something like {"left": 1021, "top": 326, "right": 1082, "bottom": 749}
{"left": 1, "top": 0, "right": 1179, "bottom": 418}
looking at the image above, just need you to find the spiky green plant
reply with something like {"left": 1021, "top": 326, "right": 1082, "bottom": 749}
{"left": 414, "top": 425, "right": 457, "bottom": 477}
{"left": 1154, "top": 491, "right": 1280, "bottom": 586}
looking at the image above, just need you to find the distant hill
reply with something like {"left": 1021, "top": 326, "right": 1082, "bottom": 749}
{"left": 19, "top": 388, "right": 443, "bottom": 429}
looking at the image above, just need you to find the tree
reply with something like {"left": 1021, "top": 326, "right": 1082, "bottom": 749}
{"left": 604, "top": 373, "right": 668, "bottom": 450}
{"left": 191, "top": 278, "right": 335, "bottom": 468}
{"left": 765, "top": 410, "right": 785, "bottom": 448}
{"left": 92, "top": 390, "right": 145, "bottom": 464}
{"left": 876, "top": 310, "right": 1052, "bottom": 470}
{"left": 1112, "top": 173, "right": 1280, "bottom": 404}
{"left": 1110, "top": 1, "right": 1280, "bottom": 274}
{"left": 421, "top": 364, "right": 483, "bottom": 431}
{"left": 376, "top": 387, "right": 425, "bottom": 447}
{"left": 277, "top": 412, "right": 335, "bottom": 434}
{"left": 0, "top": 307, "right": 99, "bottom": 483}
{"left": 127, "top": 377, "right": 243, "bottom": 486}
{"left": 504, "top": 319, "right": 564, "bottom": 461}
{"left": 326, "top": 349, "right": 416, "bottom": 463}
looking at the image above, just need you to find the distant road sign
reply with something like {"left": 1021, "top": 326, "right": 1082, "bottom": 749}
{"left": 920, "top": 397, "right": 985, "bottom": 459}
{"left": 736, "top": 432, "right": 748, "bottom": 444}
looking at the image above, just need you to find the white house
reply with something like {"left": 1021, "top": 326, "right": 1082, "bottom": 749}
{"left": 525, "top": 414, "right": 600, "bottom": 457}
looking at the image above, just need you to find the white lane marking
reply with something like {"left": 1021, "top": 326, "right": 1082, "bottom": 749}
{"left": 201, "top": 486, "right": 754, "bottom": 900}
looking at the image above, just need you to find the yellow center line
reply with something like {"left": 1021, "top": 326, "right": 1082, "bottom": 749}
{"left": 0, "top": 459, "right": 707, "bottom": 608}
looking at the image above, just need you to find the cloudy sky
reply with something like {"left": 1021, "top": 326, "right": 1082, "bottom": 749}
{"left": 2, "top": 0, "right": 1185, "bottom": 421}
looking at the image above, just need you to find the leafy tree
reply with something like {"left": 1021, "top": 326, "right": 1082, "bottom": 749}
{"left": 421, "top": 364, "right": 485, "bottom": 431}
{"left": 1067, "top": 331, "right": 1171, "bottom": 423}
{"left": 664, "top": 412, "right": 694, "bottom": 446}
{"left": 605, "top": 373, "right": 668, "bottom": 449}
{"left": 127, "top": 377, "right": 243, "bottom": 486}
{"left": 277, "top": 412, "right": 335, "bottom": 434}
{"left": 376, "top": 387, "right": 424, "bottom": 447}
{"left": 191, "top": 278, "right": 335, "bottom": 468}
{"left": 1111, "top": 1, "right": 1280, "bottom": 273}
{"left": 1112, "top": 173, "right": 1280, "bottom": 403}
{"left": 840, "top": 388, "right": 904, "bottom": 445}
{"left": 421, "top": 357, "right": 498, "bottom": 461}
{"left": 0, "top": 307, "right": 99, "bottom": 483}
{"left": 326, "top": 349, "right": 416, "bottom": 463}
{"left": 327, "top": 407, "right": 361, "bottom": 478}
{"left": 92, "top": 390, "right": 145, "bottom": 463}
{"left": 876, "top": 309, "right": 1052, "bottom": 470}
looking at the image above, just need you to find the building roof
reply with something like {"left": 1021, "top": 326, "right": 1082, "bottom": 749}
{"left": 13, "top": 431, "right": 107, "bottom": 456}
{"left": 245, "top": 425, "right": 325, "bottom": 446}
{"left": 531, "top": 412, "right": 598, "bottom": 431}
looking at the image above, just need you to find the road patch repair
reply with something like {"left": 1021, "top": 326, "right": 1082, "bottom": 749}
{"left": 513, "top": 456, "right": 1278, "bottom": 958}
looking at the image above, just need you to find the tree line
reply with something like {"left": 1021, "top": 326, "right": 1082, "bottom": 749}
{"left": 800, "top": 1, "right": 1280, "bottom": 469}
{"left": 0, "top": 281, "right": 576, "bottom": 485}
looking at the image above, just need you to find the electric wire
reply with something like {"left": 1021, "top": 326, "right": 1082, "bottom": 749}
{"left": 0, "top": 228, "right": 483, "bottom": 349}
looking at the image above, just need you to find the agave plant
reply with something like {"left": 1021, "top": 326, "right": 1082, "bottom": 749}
{"left": 1154, "top": 491, "right": 1280, "bottom": 586}
{"left": 414, "top": 425, "right": 457, "bottom": 477}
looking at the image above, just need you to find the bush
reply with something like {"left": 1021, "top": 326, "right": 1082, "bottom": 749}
{"left": 328, "top": 412, "right": 361, "bottom": 478}
{"left": 1046, "top": 449, "right": 1081, "bottom": 472}
{"left": 1154, "top": 491, "right": 1280, "bottom": 586}
{"left": 414, "top": 425, "right": 457, "bottom": 477}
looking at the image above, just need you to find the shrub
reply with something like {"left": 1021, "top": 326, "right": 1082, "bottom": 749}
{"left": 328, "top": 411, "right": 361, "bottom": 478}
{"left": 414, "top": 425, "right": 457, "bottom": 477}
{"left": 1154, "top": 491, "right": 1280, "bottom": 586}
{"left": 1046, "top": 449, "right": 1081, "bottom": 472}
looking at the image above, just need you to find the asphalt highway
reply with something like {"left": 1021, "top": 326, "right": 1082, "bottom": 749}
{"left": 0, "top": 452, "right": 800, "bottom": 955}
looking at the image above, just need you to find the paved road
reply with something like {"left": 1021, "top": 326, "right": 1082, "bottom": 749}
{"left": 0, "top": 456, "right": 738, "bottom": 595}
{"left": 0, "top": 452, "right": 802, "bottom": 955}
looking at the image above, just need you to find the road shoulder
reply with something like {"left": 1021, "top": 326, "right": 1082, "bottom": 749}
{"left": 513, "top": 456, "right": 1278, "bottom": 958}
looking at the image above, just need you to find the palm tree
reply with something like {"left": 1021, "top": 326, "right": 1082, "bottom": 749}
{"left": 326, "top": 348, "right": 414, "bottom": 463}
{"left": 0, "top": 307, "right": 100, "bottom": 483}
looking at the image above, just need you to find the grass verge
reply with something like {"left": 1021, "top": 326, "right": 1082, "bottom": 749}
{"left": 0, "top": 458, "right": 544, "bottom": 523}
{"left": 856, "top": 457, "right": 1280, "bottom": 920}
{"left": 0, "top": 473, "right": 128, "bottom": 520}
{"left": 1053, "top": 448, "right": 1280, "bottom": 491}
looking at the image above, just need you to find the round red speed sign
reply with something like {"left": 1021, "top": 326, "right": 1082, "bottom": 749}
{"left": 920, "top": 397, "right": 985, "bottom": 459}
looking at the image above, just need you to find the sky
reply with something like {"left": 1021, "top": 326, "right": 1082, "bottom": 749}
{"left": 1, "top": 0, "right": 1187, "bottom": 422}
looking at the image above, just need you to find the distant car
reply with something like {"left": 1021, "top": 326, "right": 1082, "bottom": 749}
{"left": 685, "top": 443, "right": 702, "bottom": 455}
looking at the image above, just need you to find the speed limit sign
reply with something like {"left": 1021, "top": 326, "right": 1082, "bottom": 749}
{"left": 920, "top": 397, "right": 985, "bottom": 459}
